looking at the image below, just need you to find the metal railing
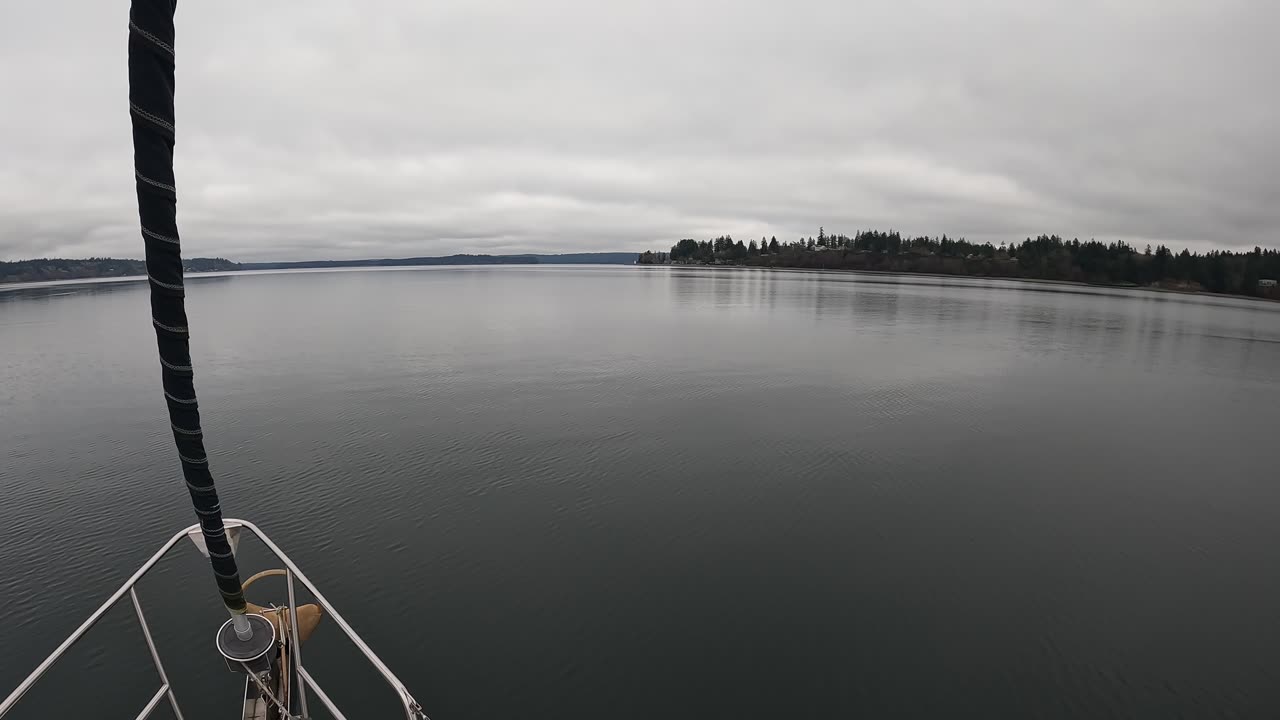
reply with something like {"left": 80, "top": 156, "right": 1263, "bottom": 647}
{"left": 0, "top": 518, "right": 427, "bottom": 720}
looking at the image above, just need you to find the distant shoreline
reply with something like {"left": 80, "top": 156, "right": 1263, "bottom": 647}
{"left": 0, "top": 252, "right": 637, "bottom": 286}
{"left": 640, "top": 232, "right": 1280, "bottom": 303}
{"left": 0, "top": 262, "right": 632, "bottom": 291}
{"left": 640, "top": 263, "right": 1280, "bottom": 306}
{"left": 6, "top": 262, "right": 1276, "bottom": 308}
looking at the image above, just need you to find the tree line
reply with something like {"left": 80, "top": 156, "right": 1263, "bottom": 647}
{"left": 637, "top": 229, "right": 1280, "bottom": 298}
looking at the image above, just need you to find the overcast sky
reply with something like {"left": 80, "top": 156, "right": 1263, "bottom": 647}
{"left": 1, "top": 0, "right": 1276, "bottom": 262}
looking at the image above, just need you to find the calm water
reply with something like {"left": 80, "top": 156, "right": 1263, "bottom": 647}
{"left": 2, "top": 266, "right": 1279, "bottom": 718}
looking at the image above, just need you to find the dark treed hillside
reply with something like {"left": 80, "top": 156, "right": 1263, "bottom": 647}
{"left": 637, "top": 230, "right": 1280, "bottom": 299}
{"left": 0, "top": 257, "right": 239, "bottom": 284}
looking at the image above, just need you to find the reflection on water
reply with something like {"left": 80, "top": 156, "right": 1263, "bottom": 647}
{"left": 1, "top": 266, "right": 1279, "bottom": 719}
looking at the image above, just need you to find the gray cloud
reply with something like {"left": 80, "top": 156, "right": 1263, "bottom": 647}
{"left": 2, "top": 0, "right": 1277, "bottom": 261}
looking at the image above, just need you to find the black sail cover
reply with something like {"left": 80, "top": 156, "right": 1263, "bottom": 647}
{"left": 127, "top": 0, "right": 247, "bottom": 616}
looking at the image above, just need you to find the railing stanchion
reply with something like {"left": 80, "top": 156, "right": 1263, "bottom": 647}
{"left": 129, "top": 588, "right": 186, "bottom": 720}
{"left": 286, "top": 568, "right": 310, "bottom": 718}
{"left": 298, "top": 667, "right": 351, "bottom": 720}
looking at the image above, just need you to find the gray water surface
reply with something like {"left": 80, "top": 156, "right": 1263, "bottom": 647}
{"left": 2, "top": 266, "right": 1279, "bottom": 718}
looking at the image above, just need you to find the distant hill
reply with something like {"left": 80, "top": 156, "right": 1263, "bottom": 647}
{"left": 531, "top": 253, "right": 638, "bottom": 264}
{"left": 0, "top": 257, "right": 239, "bottom": 284}
{"left": 242, "top": 252, "right": 638, "bottom": 269}
{"left": 240, "top": 254, "right": 539, "bottom": 270}
{"left": 0, "top": 251, "right": 639, "bottom": 285}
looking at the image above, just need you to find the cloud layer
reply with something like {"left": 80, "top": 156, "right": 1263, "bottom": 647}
{"left": 2, "top": 0, "right": 1277, "bottom": 261}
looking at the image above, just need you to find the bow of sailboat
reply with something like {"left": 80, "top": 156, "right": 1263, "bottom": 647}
{"left": 0, "top": 520, "right": 427, "bottom": 719}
